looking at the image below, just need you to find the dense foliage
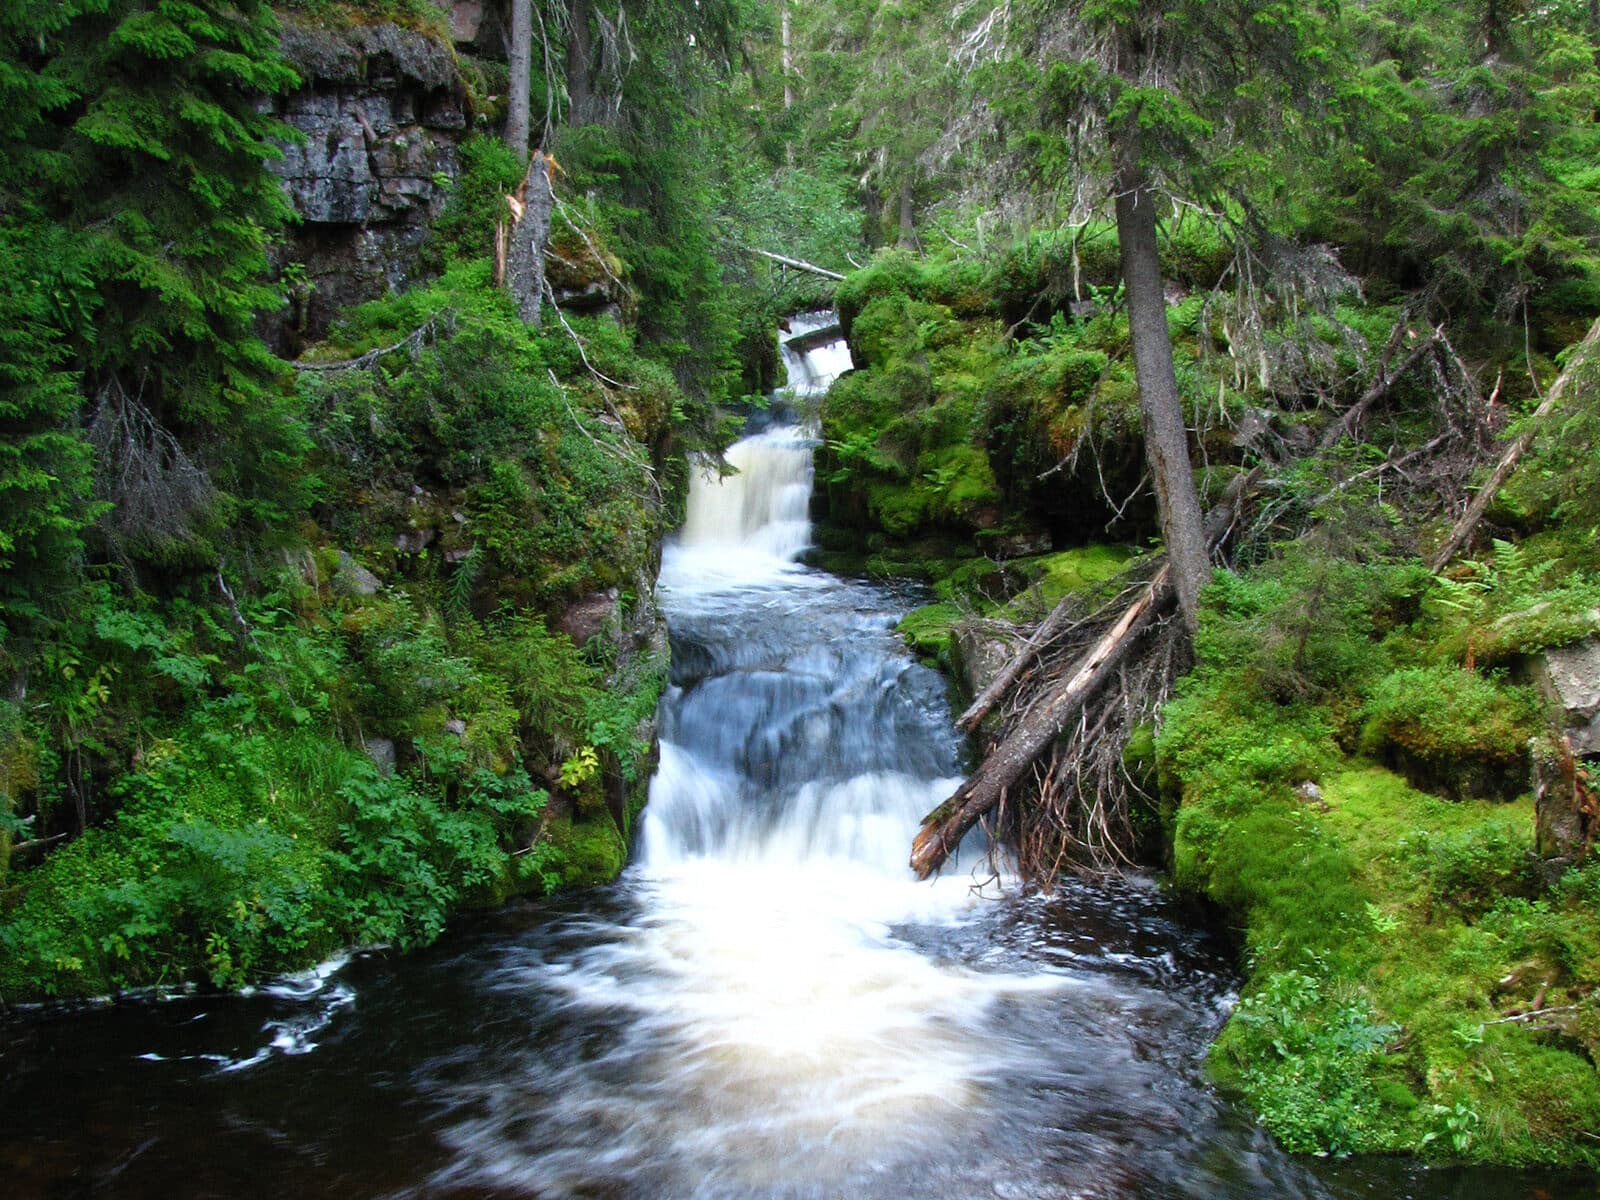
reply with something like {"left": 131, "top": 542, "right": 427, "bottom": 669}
{"left": 4, "top": 0, "right": 1600, "bottom": 1172}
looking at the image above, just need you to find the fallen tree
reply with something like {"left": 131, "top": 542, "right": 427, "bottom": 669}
{"left": 911, "top": 471, "right": 1256, "bottom": 878}
{"left": 911, "top": 314, "right": 1600, "bottom": 882}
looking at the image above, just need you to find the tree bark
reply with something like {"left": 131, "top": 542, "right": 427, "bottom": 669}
{"left": 897, "top": 181, "right": 915, "bottom": 249}
{"left": 504, "top": 152, "right": 555, "bottom": 327}
{"left": 781, "top": 0, "right": 793, "bottom": 110}
{"left": 1113, "top": 143, "right": 1209, "bottom": 632}
{"left": 567, "top": 0, "right": 596, "bottom": 126}
{"left": 781, "top": 0, "right": 794, "bottom": 165}
{"left": 506, "top": 0, "right": 533, "bottom": 153}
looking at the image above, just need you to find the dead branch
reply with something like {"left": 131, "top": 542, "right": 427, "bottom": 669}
{"left": 957, "top": 468, "right": 1256, "bottom": 733}
{"left": 749, "top": 248, "right": 846, "bottom": 280}
{"left": 88, "top": 379, "right": 217, "bottom": 551}
{"left": 1317, "top": 325, "right": 1443, "bottom": 450}
{"left": 1428, "top": 314, "right": 1600, "bottom": 572}
{"left": 291, "top": 312, "right": 452, "bottom": 372}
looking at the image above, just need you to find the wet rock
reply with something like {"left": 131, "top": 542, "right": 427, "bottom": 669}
{"left": 363, "top": 737, "right": 396, "bottom": 776}
{"left": 558, "top": 589, "right": 620, "bottom": 647}
{"left": 333, "top": 551, "right": 382, "bottom": 597}
{"left": 1531, "top": 636, "right": 1600, "bottom": 756}
{"left": 1295, "top": 780, "right": 1328, "bottom": 810}
{"left": 950, "top": 617, "right": 1023, "bottom": 703}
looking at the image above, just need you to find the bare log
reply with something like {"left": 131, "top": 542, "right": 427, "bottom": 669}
{"left": 1428, "top": 314, "right": 1600, "bottom": 572}
{"left": 911, "top": 567, "right": 1171, "bottom": 878}
{"left": 749, "top": 248, "right": 846, "bottom": 280}
{"left": 956, "top": 469, "right": 1258, "bottom": 733}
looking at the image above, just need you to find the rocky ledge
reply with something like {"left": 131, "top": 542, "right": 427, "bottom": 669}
{"left": 268, "top": 18, "right": 469, "bottom": 351}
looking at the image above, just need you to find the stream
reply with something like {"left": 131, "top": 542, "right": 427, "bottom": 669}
{"left": 1, "top": 319, "right": 1592, "bottom": 1199}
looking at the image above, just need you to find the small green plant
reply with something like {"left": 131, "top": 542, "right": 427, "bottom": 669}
{"left": 559, "top": 745, "right": 600, "bottom": 790}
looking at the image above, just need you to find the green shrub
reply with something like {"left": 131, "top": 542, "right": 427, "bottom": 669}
{"left": 1360, "top": 665, "right": 1539, "bottom": 799}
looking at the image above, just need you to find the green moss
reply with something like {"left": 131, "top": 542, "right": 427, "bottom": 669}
{"left": 1359, "top": 665, "right": 1540, "bottom": 800}
{"left": 1008, "top": 545, "right": 1138, "bottom": 611}
{"left": 897, "top": 601, "right": 964, "bottom": 664}
{"left": 545, "top": 811, "right": 627, "bottom": 889}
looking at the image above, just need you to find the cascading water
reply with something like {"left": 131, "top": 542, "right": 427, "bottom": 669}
{"left": 1, "top": 315, "right": 1589, "bottom": 1200}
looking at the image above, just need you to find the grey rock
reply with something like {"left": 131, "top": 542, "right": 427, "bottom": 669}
{"left": 1295, "top": 780, "right": 1328, "bottom": 810}
{"left": 395, "top": 528, "right": 436, "bottom": 554}
{"left": 280, "top": 21, "right": 457, "bottom": 90}
{"left": 1531, "top": 636, "right": 1600, "bottom": 755}
{"left": 444, "top": 719, "right": 467, "bottom": 737}
{"left": 264, "top": 20, "right": 465, "bottom": 354}
{"left": 363, "top": 737, "right": 396, "bottom": 776}
{"left": 950, "top": 617, "right": 1023, "bottom": 704}
{"left": 449, "top": 1, "right": 484, "bottom": 44}
{"left": 333, "top": 551, "right": 382, "bottom": 596}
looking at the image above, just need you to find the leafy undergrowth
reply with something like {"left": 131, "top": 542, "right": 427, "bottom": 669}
{"left": 1160, "top": 544, "right": 1600, "bottom": 1164}
{"left": 0, "top": 265, "right": 676, "bottom": 1003}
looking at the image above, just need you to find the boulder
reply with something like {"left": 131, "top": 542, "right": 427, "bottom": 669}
{"left": 363, "top": 737, "right": 396, "bottom": 776}
{"left": 949, "top": 618, "right": 1023, "bottom": 705}
{"left": 1531, "top": 636, "right": 1600, "bottom": 756}
{"left": 557, "top": 589, "right": 620, "bottom": 647}
{"left": 333, "top": 550, "right": 382, "bottom": 597}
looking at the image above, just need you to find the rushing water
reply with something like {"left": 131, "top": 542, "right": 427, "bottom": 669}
{"left": 1, "top": 318, "right": 1593, "bottom": 1200}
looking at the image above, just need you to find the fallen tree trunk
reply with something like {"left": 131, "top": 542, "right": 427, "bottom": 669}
{"left": 910, "top": 566, "right": 1171, "bottom": 878}
{"left": 750, "top": 248, "right": 846, "bottom": 280}
{"left": 1427, "top": 315, "right": 1600, "bottom": 572}
{"left": 913, "top": 471, "right": 1258, "bottom": 878}
{"left": 956, "top": 469, "right": 1258, "bottom": 735}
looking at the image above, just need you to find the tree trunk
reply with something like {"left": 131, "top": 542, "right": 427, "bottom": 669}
{"left": 567, "top": 0, "right": 596, "bottom": 126}
{"left": 1113, "top": 143, "right": 1209, "bottom": 632}
{"left": 781, "top": 0, "right": 794, "bottom": 165}
{"left": 897, "top": 181, "right": 915, "bottom": 249}
{"left": 781, "top": 0, "right": 793, "bottom": 110}
{"left": 506, "top": 0, "right": 533, "bottom": 153}
{"left": 504, "top": 152, "right": 555, "bottom": 327}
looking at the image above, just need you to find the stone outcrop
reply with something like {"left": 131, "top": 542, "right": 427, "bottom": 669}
{"left": 1530, "top": 637, "right": 1600, "bottom": 864}
{"left": 267, "top": 19, "right": 468, "bottom": 351}
{"left": 1532, "top": 636, "right": 1600, "bottom": 757}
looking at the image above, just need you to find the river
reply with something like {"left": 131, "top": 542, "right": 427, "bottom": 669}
{"left": 0, "top": 319, "right": 1590, "bottom": 1199}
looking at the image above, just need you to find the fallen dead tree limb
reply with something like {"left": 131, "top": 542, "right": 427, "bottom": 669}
{"left": 956, "top": 468, "right": 1258, "bottom": 735}
{"left": 749, "top": 248, "right": 846, "bottom": 280}
{"left": 912, "top": 471, "right": 1258, "bottom": 879}
{"left": 1427, "top": 315, "right": 1600, "bottom": 572}
{"left": 910, "top": 566, "right": 1172, "bottom": 878}
{"left": 1317, "top": 325, "right": 1443, "bottom": 450}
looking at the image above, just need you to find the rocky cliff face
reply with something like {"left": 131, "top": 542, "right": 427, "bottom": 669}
{"left": 268, "top": 18, "right": 468, "bottom": 352}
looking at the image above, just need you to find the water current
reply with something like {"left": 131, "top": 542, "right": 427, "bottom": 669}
{"left": 1, "top": 317, "right": 1592, "bottom": 1199}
